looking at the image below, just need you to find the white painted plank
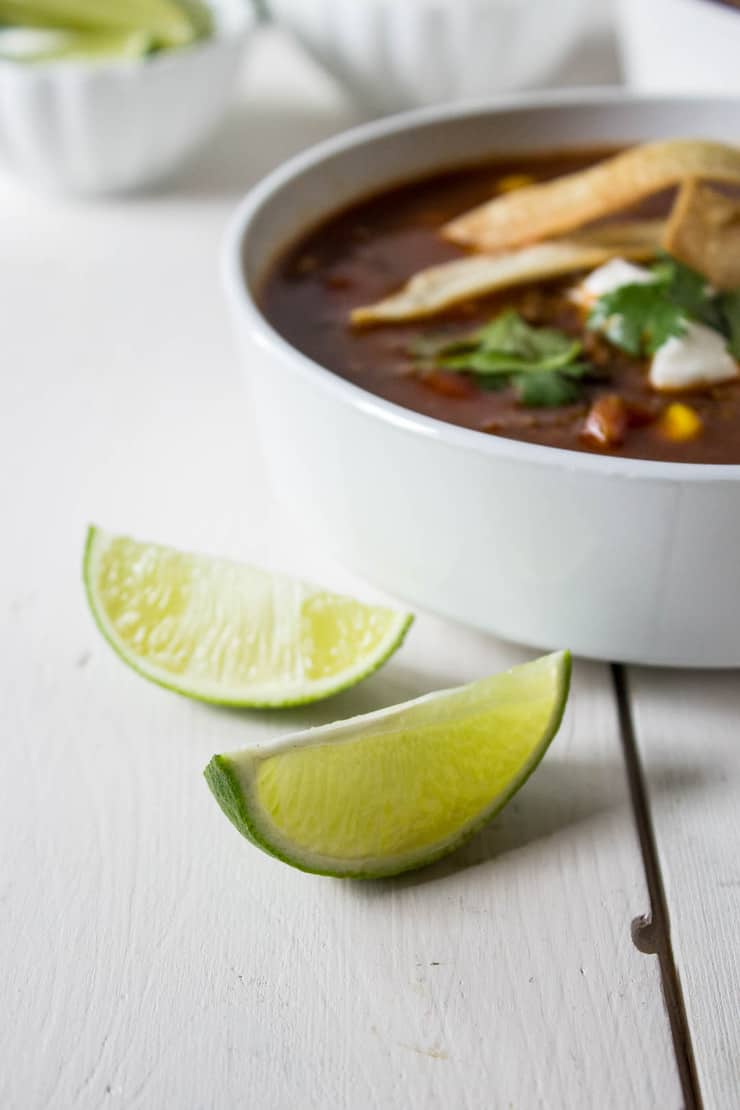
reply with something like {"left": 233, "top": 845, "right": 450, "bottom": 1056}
{"left": 628, "top": 667, "right": 740, "bottom": 1109}
{"left": 0, "top": 29, "right": 680, "bottom": 1110}
{"left": 1, "top": 603, "right": 682, "bottom": 1110}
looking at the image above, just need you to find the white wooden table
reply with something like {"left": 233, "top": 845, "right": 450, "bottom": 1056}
{"left": 1, "top": 24, "right": 738, "bottom": 1110}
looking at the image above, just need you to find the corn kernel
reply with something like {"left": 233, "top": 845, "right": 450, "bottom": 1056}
{"left": 496, "top": 174, "right": 535, "bottom": 194}
{"left": 659, "top": 402, "right": 703, "bottom": 442}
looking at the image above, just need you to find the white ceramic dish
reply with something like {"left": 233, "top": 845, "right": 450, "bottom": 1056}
{"left": 267, "top": 0, "right": 589, "bottom": 114}
{"left": 0, "top": 0, "right": 253, "bottom": 195}
{"left": 224, "top": 91, "right": 740, "bottom": 668}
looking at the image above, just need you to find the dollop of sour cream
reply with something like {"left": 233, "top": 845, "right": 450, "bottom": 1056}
{"left": 575, "top": 257, "right": 739, "bottom": 391}
{"left": 573, "top": 258, "right": 655, "bottom": 306}
{"left": 650, "top": 322, "right": 738, "bottom": 391}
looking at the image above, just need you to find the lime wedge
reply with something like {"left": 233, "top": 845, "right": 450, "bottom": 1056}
{"left": 0, "top": 27, "right": 153, "bottom": 61}
{"left": 204, "top": 651, "right": 571, "bottom": 878}
{"left": 83, "top": 527, "right": 413, "bottom": 707}
{"left": 0, "top": 0, "right": 202, "bottom": 49}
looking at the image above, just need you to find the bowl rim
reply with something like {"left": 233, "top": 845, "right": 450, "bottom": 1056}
{"left": 223, "top": 86, "right": 740, "bottom": 483}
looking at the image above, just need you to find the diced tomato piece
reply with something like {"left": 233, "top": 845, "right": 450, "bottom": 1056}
{"left": 581, "top": 394, "right": 628, "bottom": 449}
{"left": 421, "top": 371, "right": 475, "bottom": 398}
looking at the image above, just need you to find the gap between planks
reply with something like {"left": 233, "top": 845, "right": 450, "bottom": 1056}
{"left": 612, "top": 664, "right": 703, "bottom": 1110}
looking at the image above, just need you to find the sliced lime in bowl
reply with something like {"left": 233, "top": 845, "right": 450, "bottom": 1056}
{"left": 0, "top": 26, "right": 154, "bottom": 61}
{"left": 0, "top": 0, "right": 210, "bottom": 51}
{"left": 205, "top": 651, "right": 571, "bottom": 878}
{"left": 83, "top": 526, "right": 413, "bottom": 707}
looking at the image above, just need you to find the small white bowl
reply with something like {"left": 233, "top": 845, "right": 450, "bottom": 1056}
{"left": 224, "top": 92, "right": 740, "bottom": 668}
{"left": 267, "top": 0, "right": 590, "bottom": 114}
{"left": 0, "top": 0, "right": 253, "bottom": 195}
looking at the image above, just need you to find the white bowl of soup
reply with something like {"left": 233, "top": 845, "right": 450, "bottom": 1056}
{"left": 223, "top": 92, "right": 740, "bottom": 667}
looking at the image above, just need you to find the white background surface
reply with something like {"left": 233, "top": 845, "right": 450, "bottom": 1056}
{"left": 1, "top": 16, "right": 737, "bottom": 1110}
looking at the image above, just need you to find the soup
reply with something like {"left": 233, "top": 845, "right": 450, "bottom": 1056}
{"left": 260, "top": 144, "right": 740, "bottom": 463}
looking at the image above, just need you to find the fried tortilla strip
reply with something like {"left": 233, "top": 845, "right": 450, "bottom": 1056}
{"left": 570, "top": 219, "right": 666, "bottom": 250}
{"left": 444, "top": 141, "right": 740, "bottom": 252}
{"left": 663, "top": 178, "right": 740, "bottom": 289}
{"left": 351, "top": 222, "right": 663, "bottom": 325}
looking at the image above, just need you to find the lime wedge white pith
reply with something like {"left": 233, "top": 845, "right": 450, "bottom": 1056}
{"left": 83, "top": 527, "right": 413, "bottom": 707}
{"left": 204, "top": 651, "right": 571, "bottom": 878}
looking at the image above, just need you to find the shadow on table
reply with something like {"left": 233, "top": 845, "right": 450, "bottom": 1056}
{"left": 354, "top": 757, "right": 710, "bottom": 895}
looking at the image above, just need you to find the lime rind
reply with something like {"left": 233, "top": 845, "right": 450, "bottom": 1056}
{"left": 204, "top": 651, "right": 572, "bottom": 879}
{"left": 83, "top": 526, "right": 413, "bottom": 708}
{"left": 0, "top": 27, "right": 152, "bottom": 62}
{"left": 0, "top": 0, "right": 202, "bottom": 49}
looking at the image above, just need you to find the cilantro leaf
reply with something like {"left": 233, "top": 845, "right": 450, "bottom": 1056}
{"left": 476, "top": 374, "right": 510, "bottom": 393}
{"left": 438, "top": 340, "right": 582, "bottom": 376}
{"left": 512, "top": 371, "right": 583, "bottom": 407}
{"left": 439, "top": 349, "right": 534, "bottom": 374}
{"left": 411, "top": 332, "right": 476, "bottom": 363}
{"left": 413, "top": 310, "right": 592, "bottom": 407}
{"left": 474, "top": 310, "right": 578, "bottom": 363}
{"left": 588, "top": 253, "right": 740, "bottom": 359}
{"left": 434, "top": 310, "right": 583, "bottom": 377}
{"left": 718, "top": 290, "right": 740, "bottom": 359}
{"left": 588, "top": 283, "right": 688, "bottom": 355}
{"left": 651, "top": 255, "right": 706, "bottom": 316}
{"left": 651, "top": 253, "right": 725, "bottom": 332}
{"left": 556, "top": 361, "right": 592, "bottom": 380}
